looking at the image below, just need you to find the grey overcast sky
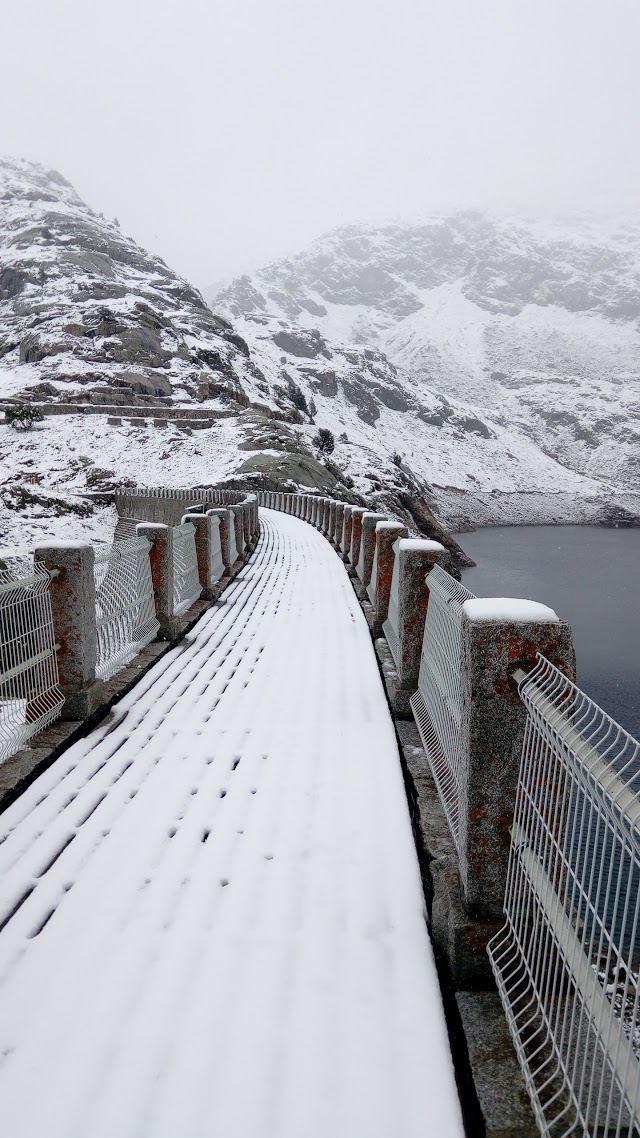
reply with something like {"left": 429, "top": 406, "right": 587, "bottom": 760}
{"left": 2, "top": 0, "right": 640, "bottom": 287}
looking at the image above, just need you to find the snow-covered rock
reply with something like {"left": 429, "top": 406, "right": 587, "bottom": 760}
{"left": 210, "top": 213, "right": 640, "bottom": 526}
{"left": 1, "top": 162, "right": 639, "bottom": 553}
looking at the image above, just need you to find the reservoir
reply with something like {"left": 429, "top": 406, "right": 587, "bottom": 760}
{"left": 458, "top": 525, "right": 640, "bottom": 740}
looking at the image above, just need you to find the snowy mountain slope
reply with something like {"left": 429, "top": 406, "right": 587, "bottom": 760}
{"left": 0, "top": 160, "right": 365, "bottom": 550}
{"left": 0, "top": 157, "right": 266, "bottom": 408}
{"left": 210, "top": 214, "right": 640, "bottom": 507}
{"left": 1, "top": 163, "right": 638, "bottom": 554}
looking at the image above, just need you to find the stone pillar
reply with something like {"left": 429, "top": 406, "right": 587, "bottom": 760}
{"left": 33, "top": 542, "right": 104, "bottom": 718}
{"left": 382, "top": 538, "right": 449, "bottom": 715}
{"left": 459, "top": 600, "right": 575, "bottom": 916}
{"left": 241, "top": 502, "right": 252, "bottom": 547}
{"left": 356, "top": 512, "right": 387, "bottom": 585}
{"left": 303, "top": 494, "right": 311, "bottom": 522}
{"left": 206, "top": 508, "right": 233, "bottom": 573}
{"left": 186, "top": 513, "right": 223, "bottom": 598}
{"left": 311, "top": 497, "right": 321, "bottom": 527}
{"left": 322, "top": 499, "right": 332, "bottom": 536}
{"left": 341, "top": 505, "right": 355, "bottom": 559}
{"left": 136, "top": 523, "right": 181, "bottom": 641}
{"left": 348, "top": 507, "right": 367, "bottom": 568}
{"left": 367, "top": 521, "right": 408, "bottom": 634}
{"left": 231, "top": 507, "right": 245, "bottom": 559}
{"left": 333, "top": 502, "right": 345, "bottom": 548}
{"left": 328, "top": 500, "right": 338, "bottom": 543}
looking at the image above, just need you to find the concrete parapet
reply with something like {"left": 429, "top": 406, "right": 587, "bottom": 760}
{"left": 107, "top": 416, "right": 122, "bottom": 426}
{"left": 356, "top": 512, "right": 387, "bottom": 586}
{"left": 382, "top": 538, "right": 449, "bottom": 715}
{"left": 348, "top": 507, "right": 367, "bottom": 568}
{"left": 33, "top": 542, "right": 104, "bottom": 719}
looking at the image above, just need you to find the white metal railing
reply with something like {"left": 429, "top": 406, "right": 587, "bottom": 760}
{"left": 409, "top": 564, "right": 475, "bottom": 860}
{"left": 0, "top": 562, "right": 64, "bottom": 761}
{"left": 172, "top": 524, "right": 202, "bottom": 616}
{"left": 94, "top": 539, "right": 160, "bottom": 680}
{"left": 488, "top": 655, "right": 640, "bottom": 1137}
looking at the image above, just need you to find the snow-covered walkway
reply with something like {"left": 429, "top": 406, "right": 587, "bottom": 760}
{"left": 0, "top": 509, "right": 464, "bottom": 1138}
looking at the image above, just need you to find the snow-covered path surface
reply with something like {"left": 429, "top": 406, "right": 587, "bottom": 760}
{"left": 0, "top": 510, "right": 464, "bottom": 1138}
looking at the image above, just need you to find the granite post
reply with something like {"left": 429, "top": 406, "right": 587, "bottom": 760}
{"left": 136, "top": 523, "right": 181, "bottom": 641}
{"left": 206, "top": 508, "right": 234, "bottom": 574}
{"left": 33, "top": 542, "right": 104, "bottom": 718}
{"left": 382, "top": 538, "right": 449, "bottom": 715}
{"left": 186, "top": 513, "right": 223, "bottom": 598}
{"left": 458, "top": 599, "right": 576, "bottom": 916}
{"left": 356, "top": 512, "right": 387, "bottom": 586}
{"left": 348, "top": 507, "right": 368, "bottom": 569}
{"left": 367, "top": 522, "right": 408, "bottom": 635}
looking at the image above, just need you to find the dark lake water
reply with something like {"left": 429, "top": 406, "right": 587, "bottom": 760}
{"left": 458, "top": 526, "right": 640, "bottom": 740}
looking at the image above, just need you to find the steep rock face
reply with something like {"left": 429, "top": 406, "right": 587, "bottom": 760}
{"left": 211, "top": 213, "right": 640, "bottom": 514}
{"left": 0, "top": 158, "right": 258, "bottom": 407}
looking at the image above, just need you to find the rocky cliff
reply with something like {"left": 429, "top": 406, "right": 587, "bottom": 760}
{"left": 211, "top": 213, "right": 640, "bottom": 528}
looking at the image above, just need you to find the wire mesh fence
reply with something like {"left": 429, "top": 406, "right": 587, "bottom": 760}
{"left": 409, "top": 564, "right": 476, "bottom": 862}
{"left": 94, "top": 538, "right": 160, "bottom": 680}
{"left": 0, "top": 562, "right": 64, "bottom": 761}
{"left": 488, "top": 654, "right": 640, "bottom": 1137}
{"left": 171, "top": 524, "right": 202, "bottom": 616}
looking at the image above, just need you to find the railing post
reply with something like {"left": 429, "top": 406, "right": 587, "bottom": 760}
{"left": 367, "top": 521, "right": 408, "bottom": 634}
{"left": 186, "top": 513, "right": 223, "bottom": 598}
{"left": 348, "top": 507, "right": 367, "bottom": 568}
{"left": 459, "top": 600, "right": 575, "bottom": 917}
{"left": 341, "top": 505, "right": 354, "bottom": 559}
{"left": 231, "top": 507, "right": 245, "bottom": 558}
{"left": 206, "top": 508, "right": 234, "bottom": 574}
{"left": 382, "top": 539, "right": 449, "bottom": 715}
{"left": 33, "top": 542, "right": 104, "bottom": 718}
{"left": 328, "top": 500, "right": 338, "bottom": 542}
{"left": 333, "top": 502, "right": 345, "bottom": 548}
{"left": 241, "top": 501, "right": 251, "bottom": 547}
{"left": 136, "top": 523, "right": 179, "bottom": 640}
{"left": 356, "top": 512, "right": 387, "bottom": 586}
